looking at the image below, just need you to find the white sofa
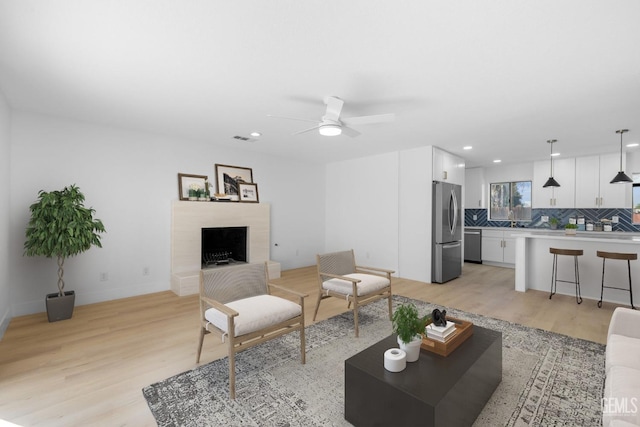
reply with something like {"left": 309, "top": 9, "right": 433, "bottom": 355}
{"left": 604, "top": 307, "right": 640, "bottom": 427}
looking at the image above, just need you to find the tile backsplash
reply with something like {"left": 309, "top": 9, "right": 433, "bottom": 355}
{"left": 464, "top": 208, "right": 640, "bottom": 232}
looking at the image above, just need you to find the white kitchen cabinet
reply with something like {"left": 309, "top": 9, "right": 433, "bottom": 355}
{"left": 575, "top": 153, "right": 628, "bottom": 208}
{"left": 481, "top": 229, "right": 516, "bottom": 265}
{"left": 464, "top": 167, "right": 485, "bottom": 208}
{"left": 532, "top": 157, "right": 575, "bottom": 208}
{"left": 433, "top": 147, "right": 464, "bottom": 185}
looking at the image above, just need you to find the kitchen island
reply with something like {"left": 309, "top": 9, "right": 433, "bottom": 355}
{"left": 514, "top": 231, "right": 640, "bottom": 305}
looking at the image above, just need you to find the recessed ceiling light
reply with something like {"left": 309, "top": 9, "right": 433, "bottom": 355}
{"left": 463, "top": 146, "right": 473, "bottom": 150}
{"left": 493, "top": 159, "right": 501, "bottom": 163}
{"left": 627, "top": 143, "right": 639, "bottom": 147}
{"left": 250, "top": 132, "right": 262, "bottom": 137}
{"left": 551, "top": 152, "right": 560, "bottom": 157}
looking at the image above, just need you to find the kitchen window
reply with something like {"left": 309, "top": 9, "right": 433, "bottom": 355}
{"left": 633, "top": 174, "right": 640, "bottom": 224}
{"left": 489, "top": 181, "right": 532, "bottom": 221}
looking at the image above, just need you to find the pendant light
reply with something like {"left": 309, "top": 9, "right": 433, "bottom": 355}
{"left": 610, "top": 129, "right": 632, "bottom": 184}
{"left": 543, "top": 139, "right": 560, "bottom": 188}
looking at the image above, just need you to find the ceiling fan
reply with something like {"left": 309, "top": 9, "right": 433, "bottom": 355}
{"left": 267, "top": 96, "right": 395, "bottom": 137}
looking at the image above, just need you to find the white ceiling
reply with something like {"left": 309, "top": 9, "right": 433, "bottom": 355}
{"left": 0, "top": 1, "right": 639, "bottom": 167}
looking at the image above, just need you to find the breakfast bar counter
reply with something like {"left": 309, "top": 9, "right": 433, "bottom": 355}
{"left": 514, "top": 231, "right": 640, "bottom": 305}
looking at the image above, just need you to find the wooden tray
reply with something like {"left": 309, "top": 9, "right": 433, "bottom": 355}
{"left": 420, "top": 318, "right": 473, "bottom": 357}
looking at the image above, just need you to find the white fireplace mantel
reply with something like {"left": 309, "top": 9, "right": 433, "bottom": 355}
{"left": 170, "top": 200, "right": 279, "bottom": 295}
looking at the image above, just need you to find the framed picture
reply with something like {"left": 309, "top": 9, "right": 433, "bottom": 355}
{"left": 178, "top": 173, "right": 208, "bottom": 201}
{"left": 238, "top": 183, "right": 259, "bottom": 203}
{"left": 215, "top": 164, "right": 253, "bottom": 201}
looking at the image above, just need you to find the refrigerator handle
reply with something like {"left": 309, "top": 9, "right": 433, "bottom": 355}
{"left": 442, "top": 241, "right": 461, "bottom": 249}
{"left": 450, "top": 189, "right": 458, "bottom": 236}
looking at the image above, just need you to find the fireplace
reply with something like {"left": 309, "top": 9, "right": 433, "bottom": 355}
{"left": 201, "top": 226, "right": 248, "bottom": 268}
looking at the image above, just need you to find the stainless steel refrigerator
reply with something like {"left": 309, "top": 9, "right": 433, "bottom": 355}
{"left": 432, "top": 181, "right": 462, "bottom": 283}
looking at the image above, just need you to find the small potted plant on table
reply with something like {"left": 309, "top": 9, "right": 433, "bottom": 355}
{"left": 392, "top": 303, "right": 429, "bottom": 362}
{"left": 565, "top": 223, "right": 578, "bottom": 235}
{"left": 24, "top": 184, "right": 106, "bottom": 322}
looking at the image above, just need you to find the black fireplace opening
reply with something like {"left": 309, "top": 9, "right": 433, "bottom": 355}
{"left": 201, "top": 226, "right": 248, "bottom": 268}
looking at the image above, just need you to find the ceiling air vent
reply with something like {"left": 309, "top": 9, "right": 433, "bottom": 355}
{"left": 233, "top": 135, "right": 250, "bottom": 141}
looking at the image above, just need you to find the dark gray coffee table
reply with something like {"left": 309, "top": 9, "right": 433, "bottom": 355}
{"left": 345, "top": 325, "right": 502, "bottom": 427}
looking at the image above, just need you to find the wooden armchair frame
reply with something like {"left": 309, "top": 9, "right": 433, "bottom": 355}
{"left": 313, "top": 249, "right": 394, "bottom": 337}
{"left": 196, "top": 262, "right": 307, "bottom": 399}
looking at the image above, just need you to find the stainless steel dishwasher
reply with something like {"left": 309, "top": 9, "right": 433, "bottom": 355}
{"left": 464, "top": 228, "right": 482, "bottom": 263}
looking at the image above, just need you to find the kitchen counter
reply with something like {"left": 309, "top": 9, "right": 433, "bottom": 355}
{"left": 514, "top": 232, "right": 640, "bottom": 306}
{"left": 512, "top": 230, "right": 640, "bottom": 243}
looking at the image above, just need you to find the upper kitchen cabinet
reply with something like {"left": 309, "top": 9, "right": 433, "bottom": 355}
{"left": 433, "top": 147, "right": 464, "bottom": 185}
{"left": 532, "top": 157, "right": 575, "bottom": 208}
{"left": 464, "top": 167, "right": 485, "bottom": 208}
{"left": 575, "top": 153, "right": 628, "bottom": 208}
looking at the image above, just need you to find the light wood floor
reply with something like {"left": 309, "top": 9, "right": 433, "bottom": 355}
{"left": 0, "top": 263, "right": 624, "bottom": 427}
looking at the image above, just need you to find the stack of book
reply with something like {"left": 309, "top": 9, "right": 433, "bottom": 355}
{"left": 425, "top": 321, "right": 457, "bottom": 342}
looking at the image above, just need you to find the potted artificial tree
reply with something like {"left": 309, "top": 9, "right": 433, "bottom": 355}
{"left": 392, "top": 303, "right": 429, "bottom": 362}
{"left": 24, "top": 184, "right": 106, "bottom": 322}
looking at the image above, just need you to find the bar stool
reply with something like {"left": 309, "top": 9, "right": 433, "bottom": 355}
{"left": 596, "top": 251, "right": 637, "bottom": 309}
{"left": 549, "top": 248, "right": 583, "bottom": 304}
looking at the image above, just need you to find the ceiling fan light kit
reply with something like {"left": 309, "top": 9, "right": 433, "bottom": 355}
{"left": 610, "top": 129, "right": 633, "bottom": 184}
{"left": 543, "top": 139, "right": 560, "bottom": 188}
{"left": 319, "top": 124, "right": 342, "bottom": 136}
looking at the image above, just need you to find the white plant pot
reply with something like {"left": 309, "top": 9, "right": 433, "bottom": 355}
{"left": 397, "top": 335, "right": 422, "bottom": 362}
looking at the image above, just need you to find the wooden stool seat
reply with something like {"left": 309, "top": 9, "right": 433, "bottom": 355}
{"left": 549, "top": 247, "right": 583, "bottom": 304}
{"left": 597, "top": 251, "right": 638, "bottom": 261}
{"left": 596, "top": 251, "right": 636, "bottom": 309}
{"left": 550, "top": 248, "right": 584, "bottom": 257}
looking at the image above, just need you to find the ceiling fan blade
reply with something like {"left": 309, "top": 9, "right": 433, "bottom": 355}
{"left": 267, "top": 114, "right": 319, "bottom": 124}
{"left": 341, "top": 126, "right": 361, "bottom": 138}
{"left": 292, "top": 124, "right": 321, "bottom": 135}
{"left": 342, "top": 113, "right": 395, "bottom": 126}
{"left": 324, "top": 96, "right": 344, "bottom": 122}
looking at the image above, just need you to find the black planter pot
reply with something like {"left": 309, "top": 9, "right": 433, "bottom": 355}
{"left": 45, "top": 290, "right": 75, "bottom": 322}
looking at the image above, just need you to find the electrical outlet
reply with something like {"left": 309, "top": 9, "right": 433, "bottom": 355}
{"left": 612, "top": 216, "right": 619, "bottom": 223}
{"left": 100, "top": 272, "right": 108, "bottom": 282}
{"left": 473, "top": 214, "right": 478, "bottom": 221}
{"left": 143, "top": 267, "right": 150, "bottom": 276}
{"left": 541, "top": 215, "right": 549, "bottom": 223}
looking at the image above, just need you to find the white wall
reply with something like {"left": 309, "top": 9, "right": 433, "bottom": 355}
{"left": 9, "top": 112, "right": 325, "bottom": 316}
{"left": 324, "top": 146, "right": 437, "bottom": 282}
{"left": 398, "top": 146, "right": 433, "bottom": 282}
{"left": 325, "top": 152, "right": 399, "bottom": 273}
{"left": 0, "top": 91, "right": 10, "bottom": 337}
{"left": 483, "top": 162, "right": 534, "bottom": 185}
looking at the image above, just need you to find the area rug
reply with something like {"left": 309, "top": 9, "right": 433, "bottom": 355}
{"left": 142, "top": 296, "right": 605, "bottom": 426}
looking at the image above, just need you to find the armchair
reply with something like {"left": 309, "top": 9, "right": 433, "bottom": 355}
{"left": 196, "top": 262, "right": 307, "bottom": 399}
{"left": 313, "top": 249, "right": 394, "bottom": 337}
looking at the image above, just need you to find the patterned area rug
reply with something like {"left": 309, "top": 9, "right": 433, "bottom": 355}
{"left": 142, "top": 296, "right": 605, "bottom": 426}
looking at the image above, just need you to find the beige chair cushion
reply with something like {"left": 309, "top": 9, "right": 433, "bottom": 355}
{"left": 205, "top": 294, "right": 302, "bottom": 337}
{"left": 322, "top": 273, "right": 390, "bottom": 297}
{"left": 606, "top": 334, "right": 640, "bottom": 374}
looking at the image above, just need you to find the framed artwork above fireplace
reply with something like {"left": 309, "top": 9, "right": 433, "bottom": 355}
{"left": 215, "top": 164, "right": 253, "bottom": 202}
{"left": 239, "top": 183, "right": 259, "bottom": 203}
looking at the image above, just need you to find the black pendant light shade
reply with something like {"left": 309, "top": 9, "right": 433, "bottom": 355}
{"left": 543, "top": 139, "right": 560, "bottom": 188}
{"left": 610, "top": 171, "right": 632, "bottom": 184}
{"left": 543, "top": 176, "right": 560, "bottom": 188}
{"left": 610, "top": 129, "right": 633, "bottom": 184}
